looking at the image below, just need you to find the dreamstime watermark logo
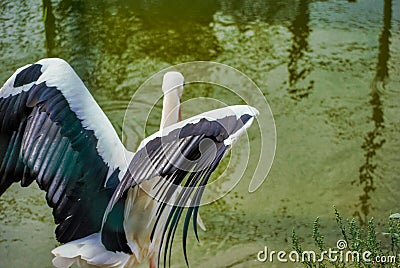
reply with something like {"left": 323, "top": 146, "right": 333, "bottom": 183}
{"left": 121, "top": 61, "right": 277, "bottom": 207}
{"left": 257, "top": 240, "right": 399, "bottom": 265}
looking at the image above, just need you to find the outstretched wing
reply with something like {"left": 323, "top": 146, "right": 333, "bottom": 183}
{"left": 101, "top": 105, "right": 258, "bottom": 265}
{"left": 0, "top": 58, "right": 130, "bottom": 243}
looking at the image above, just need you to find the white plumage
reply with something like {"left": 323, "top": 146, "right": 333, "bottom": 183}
{"left": 0, "top": 58, "right": 258, "bottom": 268}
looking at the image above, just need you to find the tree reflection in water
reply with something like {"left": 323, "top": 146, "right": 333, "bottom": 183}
{"left": 287, "top": 0, "right": 314, "bottom": 101}
{"left": 353, "top": 0, "right": 392, "bottom": 224}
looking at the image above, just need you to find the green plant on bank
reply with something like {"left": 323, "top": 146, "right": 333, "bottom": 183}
{"left": 292, "top": 208, "right": 400, "bottom": 267}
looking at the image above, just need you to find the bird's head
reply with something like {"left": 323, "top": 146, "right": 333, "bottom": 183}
{"left": 162, "top": 71, "right": 184, "bottom": 100}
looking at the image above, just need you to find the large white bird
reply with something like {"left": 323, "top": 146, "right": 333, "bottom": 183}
{"left": 0, "top": 58, "right": 258, "bottom": 268}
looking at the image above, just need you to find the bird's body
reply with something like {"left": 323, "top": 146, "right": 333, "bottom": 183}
{"left": 0, "top": 58, "right": 258, "bottom": 268}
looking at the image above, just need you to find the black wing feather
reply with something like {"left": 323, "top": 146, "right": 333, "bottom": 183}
{"left": 13, "top": 64, "right": 42, "bottom": 87}
{"left": 102, "top": 114, "right": 253, "bottom": 264}
{"left": 0, "top": 62, "right": 119, "bottom": 244}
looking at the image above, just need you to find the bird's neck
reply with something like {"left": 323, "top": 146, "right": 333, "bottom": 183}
{"left": 160, "top": 89, "right": 181, "bottom": 129}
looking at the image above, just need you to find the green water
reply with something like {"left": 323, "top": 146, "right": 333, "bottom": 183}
{"left": 0, "top": 0, "right": 399, "bottom": 267}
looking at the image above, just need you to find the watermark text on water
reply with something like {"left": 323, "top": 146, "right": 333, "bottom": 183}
{"left": 257, "top": 240, "right": 399, "bottom": 265}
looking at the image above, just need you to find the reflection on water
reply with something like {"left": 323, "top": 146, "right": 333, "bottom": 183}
{"left": 43, "top": 0, "right": 56, "bottom": 56}
{"left": 354, "top": 0, "right": 392, "bottom": 224}
{"left": 125, "top": 0, "right": 221, "bottom": 62}
{"left": 0, "top": 0, "right": 399, "bottom": 267}
{"left": 375, "top": 0, "right": 392, "bottom": 82}
{"left": 287, "top": 0, "right": 314, "bottom": 100}
{"left": 218, "top": 0, "right": 299, "bottom": 26}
